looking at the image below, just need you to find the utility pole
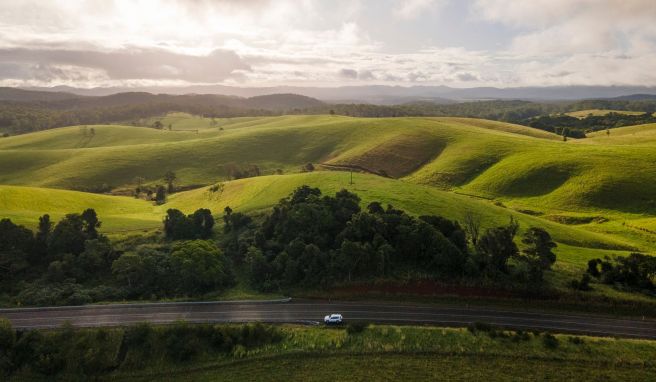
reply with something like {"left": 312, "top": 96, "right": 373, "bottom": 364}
{"left": 350, "top": 170, "right": 353, "bottom": 185}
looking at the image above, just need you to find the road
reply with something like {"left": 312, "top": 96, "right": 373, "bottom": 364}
{"left": 1, "top": 299, "right": 655, "bottom": 339}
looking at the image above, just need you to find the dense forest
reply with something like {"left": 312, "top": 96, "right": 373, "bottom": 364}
{"left": 221, "top": 187, "right": 565, "bottom": 293}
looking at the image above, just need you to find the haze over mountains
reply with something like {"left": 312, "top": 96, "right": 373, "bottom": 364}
{"left": 19, "top": 85, "right": 656, "bottom": 104}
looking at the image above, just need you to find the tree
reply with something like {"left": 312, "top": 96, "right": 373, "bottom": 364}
{"left": 155, "top": 185, "right": 167, "bottom": 204}
{"left": 163, "top": 171, "right": 177, "bottom": 193}
{"left": 367, "top": 201, "right": 385, "bottom": 214}
{"left": 164, "top": 208, "right": 215, "bottom": 240}
{"left": 170, "top": 240, "right": 234, "bottom": 294}
{"left": 191, "top": 208, "right": 215, "bottom": 239}
{"left": 593, "top": 253, "right": 656, "bottom": 291}
{"left": 303, "top": 163, "right": 315, "bottom": 172}
{"left": 49, "top": 214, "right": 87, "bottom": 256}
{"left": 164, "top": 209, "right": 192, "bottom": 240}
{"left": 33, "top": 214, "right": 52, "bottom": 265}
{"left": 587, "top": 259, "right": 601, "bottom": 277}
{"left": 420, "top": 215, "right": 467, "bottom": 252}
{"left": 111, "top": 252, "right": 143, "bottom": 290}
{"left": 112, "top": 247, "right": 173, "bottom": 297}
{"left": 81, "top": 208, "right": 101, "bottom": 239}
{"left": 0, "top": 219, "right": 33, "bottom": 281}
{"left": 475, "top": 217, "right": 519, "bottom": 274}
{"left": 75, "top": 238, "right": 114, "bottom": 281}
{"left": 521, "top": 227, "right": 557, "bottom": 270}
{"left": 463, "top": 211, "right": 481, "bottom": 245}
{"left": 153, "top": 120, "right": 163, "bottom": 129}
{"left": 223, "top": 206, "right": 233, "bottom": 231}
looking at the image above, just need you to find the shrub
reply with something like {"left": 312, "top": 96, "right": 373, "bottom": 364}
{"left": 511, "top": 330, "right": 531, "bottom": 342}
{"left": 346, "top": 322, "right": 368, "bottom": 335}
{"left": 165, "top": 322, "right": 200, "bottom": 362}
{"left": 0, "top": 319, "right": 14, "bottom": 376}
{"left": 542, "top": 333, "right": 559, "bottom": 349}
{"left": 570, "top": 273, "right": 592, "bottom": 291}
{"left": 467, "top": 322, "right": 494, "bottom": 334}
{"left": 568, "top": 336, "right": 585, "bottom": 345}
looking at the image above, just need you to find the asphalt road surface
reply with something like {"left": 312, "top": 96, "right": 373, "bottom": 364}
{"left": 2, "top": 299, "right": 655, "bottom": 339}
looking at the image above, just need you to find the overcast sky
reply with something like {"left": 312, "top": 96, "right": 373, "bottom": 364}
{"left": 0, "top": 0, "right": 655, "bottom": 88}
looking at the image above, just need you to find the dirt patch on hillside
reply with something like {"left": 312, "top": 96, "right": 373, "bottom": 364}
{"left": 330, "top": 134, "right": 446, "bottom": 178}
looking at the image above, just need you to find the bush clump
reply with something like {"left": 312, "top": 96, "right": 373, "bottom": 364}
{"left": 346, "top": 322, "right": 368, "bottom": 335}
{"left": 542, "top": 333, "right": 560, "bottom": 349}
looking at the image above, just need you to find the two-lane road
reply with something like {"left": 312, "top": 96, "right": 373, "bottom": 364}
{"left": 2, "top": 299, "right": 655, "bottom": 339}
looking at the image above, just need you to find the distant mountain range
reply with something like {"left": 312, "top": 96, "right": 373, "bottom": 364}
{"left": 0, "top": 88, "right": 324, "bottom": 111}
{"left": 18, "top": 84, "right": 656, "bottom": 104}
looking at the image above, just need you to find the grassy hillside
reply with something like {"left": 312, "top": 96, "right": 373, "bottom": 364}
{"left": 3, "top": 114, "right": 655, "bottom": 215}
{"left": 584, "top": 122, "right": 656, "bottom": 144}
{"left": 1, "top": 114, "right": 655, "bottom": 255}
{"left": 0, "top": 185, "right": 159, "bottom": 231}
{"left": 1, "top": 172, "right": 632, "bottom": 249}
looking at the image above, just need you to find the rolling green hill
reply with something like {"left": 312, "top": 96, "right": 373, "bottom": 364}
{"left": 3, "top": 114, "right": 655, "bottom": 216}
{"left": 1, "top": 114, "right": 655, "bottom": 259}
{"left": 0, "top": 185, "right": 160, "bottom": 231}
{"left": 1, "top": 172, "right": 633, "bottom": 250}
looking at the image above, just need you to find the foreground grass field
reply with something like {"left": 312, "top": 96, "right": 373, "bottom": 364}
{"left": 120, "top": 354, "right": 655, "bottom": 382}
{"left": 98, "top": 325, "right": 656, "bottom": 382}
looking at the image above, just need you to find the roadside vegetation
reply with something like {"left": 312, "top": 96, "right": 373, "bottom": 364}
{"left": 2, "top": 319, "right": 655, "bottom": 381}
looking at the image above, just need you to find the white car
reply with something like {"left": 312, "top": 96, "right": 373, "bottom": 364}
{"left": 324, "top": 313, "right": 343, "bottom": 325}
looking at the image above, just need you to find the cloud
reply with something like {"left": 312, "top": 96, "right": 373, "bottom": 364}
{"left": 0, "top": 0, "right": 655, "bottom": 87}
{"left": 339, "top": 68, "right": 359, "bottom": 79}
{"left": 473, "top": 0, "right": 656, "bottom": 56}
{"left": 0, "top": 47, "right": 249, "bottom": 83}
{"left": 456, "top": 72, "right": 478, "bottom": 82}
{"left": 395, "top": 0, "right": 446, "bottom": 20}
{"left": 468, "top": 0, "right": 656, "bottom": 86}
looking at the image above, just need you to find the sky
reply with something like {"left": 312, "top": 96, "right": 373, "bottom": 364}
{"left": 0, "top": 0, "right": 655, "bottom": 88}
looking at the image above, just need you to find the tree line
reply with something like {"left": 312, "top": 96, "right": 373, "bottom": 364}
{"left": 570, "top": 254, "right": 656, "bottom": 294}
{"left": 528, "top": 112, "right": 656, "bottom": 137}
{"left": 0, "top": 208, "right": 234, "bottom": 305}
